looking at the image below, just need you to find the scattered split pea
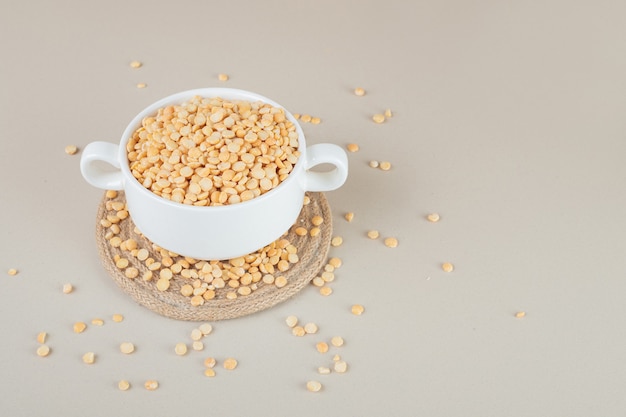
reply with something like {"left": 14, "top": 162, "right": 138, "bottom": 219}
{"left": 37, "top": 332, "right": 47, "bottom": 344}
{"left": 218, "top": 73, "right": 229, "bottom": 81}
{"left": 331, "top": 236, "right": 343, "bottom": 247}
{"left": 285, "top": 316, "right": 298, "bottom": 328}
{"left": 427, "top": 213, "right": 440, "bottom": 222}
{"left": 118, "top": 380, "right": 130, "bottom": 391}
{"left": 136, "top": 83, "right": 147, "bottom": 89}
{"left": 73, "top": 322, "right": 87, "bottom": 333}
{"left": 64, "top": 145, "right": 78, "bottom": 155}
{"left": 334, "top": 360, "right": 348, "bottom": 373}
{"left": 515, "top": 311, "right": 526, "bottom": 318}
{"left": 367, "top": 230, "right": 380, "bottom": 239}
{"left": 112, "top": 314, "right": 124, "bottom": 322}
{"left": 223, "top": 358, "right": 238, "bottom": 370}
{"left": 369, "top": 160, "right": 379, "bottom": 168}
{"left": 304, "top": 323, "right": 318, "bottom": 334}
{"left": 82, "top": 352, "right": 95, "bottom": 364}
{"left": 174, "top": 343, "right": 188, "bottom": 356}
{"left": 120, "top": 342, "right": 135, "bottom": 354}
{"left": 204, "top": 368, "right": 216, "bottom": 377}
{"left": 328, "top": 257, "right": 342, "bottom": 268}
{"left": 330, "top": 336, "right": 344, "bottom": 347}
{"left": 344, "top": 212, "right": 354, "bottom": 222}
{"left": 7, "top": 268, "right": 18, "bottom": 276}
{"left": 316, "top": 342, "right": 329, "bottom": 353}
{"left": 379, "top": 161, "right": 392, "bottom": 171}
{"left": 292, "top": 326, "right": 306, "bottom": 337}
{"left": 318, "top": 366, "right": 331, "bottom": 375}
{"left": 319, "top": 286, "right": 333, "bottom": 296}
{"left": 199, "top": 323, "right": 213, "bottom": 335}
{"left": 351, "top": 304, "right": 365, "bottom": 315}
{"left": 347, "top": 143, "right": 359, "bottom": 152}
{"left": 442, "top": 262, "right": 454, "bottom": 273}
{"left": 129, "top": 60, "right": 142, "bottom": 68}
{"left": 62, "top": 283, "right": 73, "bottom": 294}
{"left": 384, "top": 237, "right": 398, "bottom": 248}
{"left": 354, "top": 87, "right": 366, "bottom": 96}
{"left": 204, "top": 357, "right": 217, "bottom": 368}
{"left": 372, "top": 114, "right": 385, "bottom": 124}
{"left": 306, "top": 380, "right": 322, "bottom": 392}
{"left": 91, "top": 318, "right": 104, "bottom": 326}
{"left": 36, "top": 345, "right": 50, "bottom": 357}
{"left": 144, "top": 380, "right": 159, "bottom": 390}
{"left": 190, "top": 328, "right": 203, "bottom": 341}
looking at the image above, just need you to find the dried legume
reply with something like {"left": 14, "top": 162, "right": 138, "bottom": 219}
{"left": 82, "top": 352, "right": 95, "bottom": 364}
{"left": 306, "top": 380, "right": 322, "bottom": 392}
{"left": 36, "top": 345, "right": 50, "bottom": 357}
{"left": 334, "top": 360, "right": 348, "bottom": 373}
{"left": 120, "top": 342, "right": 135, "bottom": 354}
{"left": 384, "top": 237, "right": 398, "bottom": 248}
{"left": 330, "top": 336, "right": 344, "bottom": 347}
{"left": 304, "top": 323, "right": 318, "bottom": 334}
{"left": 175, "top": 343, "right": 188, "bottom": 356}
{"left": 442, "top": 262, "right": 454, "bottom": 272}
{"left": 316, "top": 342, "right": 329, "bottom": 353}
{"left": 427, "top": 213, "right": 440, "bottom": 222}
{"left": 73, "top": 322, "right": 87, "bottom": 333}
{"left": 223, "top": 358, "right": 238, "bottom": 370}
{"left": 351, "top": 304, "right": 365, "bottom": 315}
{"left": 367, "top": 230, "right": 379, "bottom": 239}
{"left": 285, "top": 316, "right": 298, "bottom": 328}
{"left": 144, "top": 380, "right": 159, "bottom": 390}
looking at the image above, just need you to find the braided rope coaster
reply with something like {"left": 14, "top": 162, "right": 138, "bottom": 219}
{"left": 96, "top": 191, "right": 332, "bottom": 321}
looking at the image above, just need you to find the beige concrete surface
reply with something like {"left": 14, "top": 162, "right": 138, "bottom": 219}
{"left": 2, "top": 1, "right": 626, "bottom": 416}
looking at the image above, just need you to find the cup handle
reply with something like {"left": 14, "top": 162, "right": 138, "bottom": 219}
{"left": 80, "top": 141, "right": 125, "bottom": 190}
{"left": 302, "top": 143, "right": 349, "bottom": 192}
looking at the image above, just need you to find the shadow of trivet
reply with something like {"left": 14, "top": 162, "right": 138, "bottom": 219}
{"left": 95, "top": 191, "right": 332, "bottom": 321}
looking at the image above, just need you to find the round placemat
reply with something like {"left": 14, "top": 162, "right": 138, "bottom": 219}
{"left": 95, "top": 191, "right": 332, "bottom": 321}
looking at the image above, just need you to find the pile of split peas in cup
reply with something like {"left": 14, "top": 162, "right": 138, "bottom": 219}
{"left": 127, "top": 95, "right": 300, "bottom": 206}
{"left": 12, "top": 64, "right": 482, "bottom": 395}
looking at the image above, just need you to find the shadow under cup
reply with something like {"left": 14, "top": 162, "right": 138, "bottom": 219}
{"left": 80, "top": 88, "right": 348, "bottom": 260}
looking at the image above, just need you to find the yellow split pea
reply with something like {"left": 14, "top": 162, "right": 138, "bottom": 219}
{"left": 384, "top": 237, "right": 398, "bottom": 248}
{"left": 223, "top": 358, "right": 238, "bottom": 370}
{"left": 36, "top": 345, "right": 51, "bottom": 357}
{"left": 442, "top": 262, "right": 454, "bottom": 272}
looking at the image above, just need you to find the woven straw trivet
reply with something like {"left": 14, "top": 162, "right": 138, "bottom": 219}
{"left": 95, "top": 191, "right": 332, "bottom": 321}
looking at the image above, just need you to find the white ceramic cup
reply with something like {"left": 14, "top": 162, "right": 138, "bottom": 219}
{"left": 80, "top": 88, "right": 348, "bottom": 260}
